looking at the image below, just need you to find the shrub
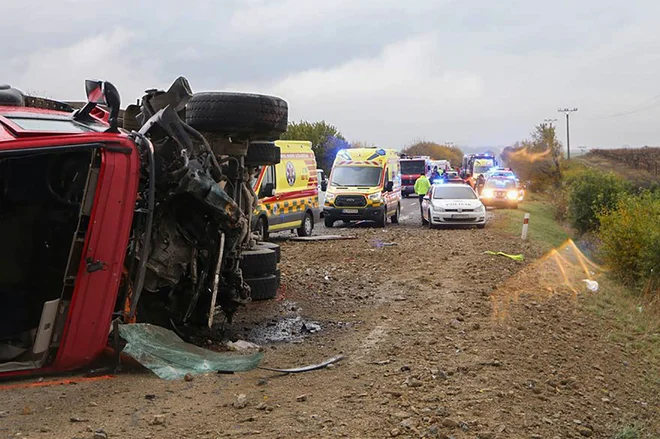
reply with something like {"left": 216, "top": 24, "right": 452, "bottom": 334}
{"left": 598, "top": 191, "right": 660, "bottom": 294}
{"left": 567, "top": 170, "right": 630, "bottom": 234}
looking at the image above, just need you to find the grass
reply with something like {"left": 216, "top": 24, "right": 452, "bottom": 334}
{"left": 491, "top": 198, "right": 571, "bottom": 251}
{"left": 492, "top": 195, "right": 660, "bottom": 436}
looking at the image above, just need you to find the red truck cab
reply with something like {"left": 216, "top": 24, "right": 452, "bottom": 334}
{"left": 0, "top": 94, "right": 140, "bottom": 378}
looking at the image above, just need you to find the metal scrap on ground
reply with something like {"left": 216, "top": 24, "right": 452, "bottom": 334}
{"left": 258, "top": 355, "right": 344, "bottom": 374}
{"left": 289, "top": 235, "right": 357, "bottom": 241}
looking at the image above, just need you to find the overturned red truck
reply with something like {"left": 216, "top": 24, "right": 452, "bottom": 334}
{"left": 0, "top": 78, "right": 287, "bottom": 378}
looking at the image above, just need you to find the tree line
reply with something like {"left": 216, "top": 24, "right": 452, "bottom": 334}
{"left": 279, "top": 120, "right": 464, "bottom": 172}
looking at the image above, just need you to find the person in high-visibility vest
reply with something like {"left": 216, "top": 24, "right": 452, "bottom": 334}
{"left": 414, "top": 173, "right": 431, "bottom": 216}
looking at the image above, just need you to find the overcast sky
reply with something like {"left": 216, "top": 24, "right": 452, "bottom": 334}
{"left": 3, "top": 0, "right": 660, "bottom": 151}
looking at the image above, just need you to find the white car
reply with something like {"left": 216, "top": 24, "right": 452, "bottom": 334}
{"left": 421, "top": 183, "right": 486, "bottom": 228}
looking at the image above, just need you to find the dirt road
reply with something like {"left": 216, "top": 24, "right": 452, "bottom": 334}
{"left": 1, "top": 199, "right": 658, "bottom": 438}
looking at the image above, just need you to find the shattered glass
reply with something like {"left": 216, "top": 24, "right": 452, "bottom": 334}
{"left": 118, "top": 324, "right": 263, "bottom": 380}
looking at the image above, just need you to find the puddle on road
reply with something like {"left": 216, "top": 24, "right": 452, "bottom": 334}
{"left": 247, "top": 315, "right": 322, "bottom": 344}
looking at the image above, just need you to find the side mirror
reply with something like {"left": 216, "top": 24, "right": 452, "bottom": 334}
{"left": 321, "top": 181, "right": 328, "bottom": 192}
{"left": 385, "top": 181, "right": 394, "bottom": 192}
{"left": 262, "top": 183, "right": 275, "bottom": 197}
{"left": 72, "top": 79, "right": 121, "bottom": 133}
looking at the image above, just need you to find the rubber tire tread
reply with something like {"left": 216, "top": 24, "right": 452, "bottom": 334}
{"left": 240, "top": 248, "right": 277, "bottom": 277}
{"left": 246, "top": 273, "right": 279, "bottom": 301}
{"left": 255, "top": 242, "right": 281, "bottom": 263}
{"left": 185, "top": 92, "right": 287, "bottom": 139}
{"left": 246, "top": 142, "right": 281, "bottom": 166}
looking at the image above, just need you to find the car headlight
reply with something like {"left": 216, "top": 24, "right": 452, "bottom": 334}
{"left": 325, "top": 193, "right": 336, "bottom": 203}
{"left": 482, "top": 189, "right": 494, "bottom": 198}
{"left": 475, "top": 204, "right": 485, "bottom": 212}
{"left": 368, "top": 192, "right": 382, "bottom": 202}
{"left": 433, "top": 205, "right": 445, "bottom": 212}
{"left": 507, "top": 190, "right": 518, "bottom": 200}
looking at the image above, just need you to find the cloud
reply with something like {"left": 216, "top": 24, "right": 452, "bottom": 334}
{"left": 226, "top": 32, "right": 484, "bottom": 147}
{"left": 3, "top": 28, "right": 163, "bottom": 103}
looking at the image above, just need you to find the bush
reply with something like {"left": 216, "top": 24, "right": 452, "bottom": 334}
{"left": 598, "top": 192, "right": 660, "bottom": 294}
{"left": 567, "top": 170, "right": 630, "bottom": 234}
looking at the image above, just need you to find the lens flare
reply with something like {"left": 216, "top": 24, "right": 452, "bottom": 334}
{"left": 490, "top": 239, "right": 604, "bottom": 321}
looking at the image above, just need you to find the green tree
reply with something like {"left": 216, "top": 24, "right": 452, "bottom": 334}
{"left": 280, "top": 120, "right": 347, "bottom": 172}
{"left": 502, "top": 123, "right": 563, "bottom": 190}
{"left": 401, "top": 141, "right": 464, "bottom": 167}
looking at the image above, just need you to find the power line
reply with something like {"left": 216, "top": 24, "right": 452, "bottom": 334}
{"left": 558, "top": 108, "right": 578, "bottom": 159}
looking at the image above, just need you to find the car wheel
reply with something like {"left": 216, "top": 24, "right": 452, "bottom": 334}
{"left": 391, "top": 203, "right": 400, "bottom": 224}
{"left": 376, "top": 209, "right": 387, "bottom": 228}
{"left": 421, "top": 210, "right": 429, "bottom": 225}
{"left": 240, "top": 248, "right": 278, "bottom": 277}
{"left": 324, "top": 217, "right": 335, "bottom": 228}
{"left": 297, "top": 211, "right": 314, "bottom": 237}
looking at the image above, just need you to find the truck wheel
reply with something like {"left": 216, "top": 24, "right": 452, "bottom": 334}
{"left": 391, "top": 203, "right": 400, "bottom": 224}
{"left": 255, "top": 241, "right": 280, "bottom": 262}
{"left": 246, "top": 142, "right": 281, "bottom": 166}
{"left": 185, "top": 92, "right": 288, "bottom": 140}
{"left": 256, "top": 217, "right": 269, "bottom": 241}
{"left": 297, "top": 211, "right": 314, "bottom": 237}
{"left": 246, "top": 273, "right": 279, "bottom": 301}
{"left": 324, "top": 217, "right": 335, "bottom": 228}
{"left": 240, "top": 248, "right": 278, "bottom": 277}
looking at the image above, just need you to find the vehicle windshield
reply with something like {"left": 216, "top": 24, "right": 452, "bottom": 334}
{"left": 485, "top": 179, "right": 516, "bottom": 189}
{"left": 401, "top": 160, "right": 425, "bottom": 175}
{"left": 433, "top": 186, "right": 477, "bottom": 199}
{"left": 331, "top": 166, "right": 382, "bottom": 187}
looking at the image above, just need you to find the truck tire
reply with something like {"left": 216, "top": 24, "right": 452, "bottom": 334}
{"left": 246, "top": 142, "right": 281, "bottom": 166}
{"left": 324, "top": 217, "right": 335, "bottom": 228}
{"left": 246, "top": 273, "right": 279, "bottom": 301}
{"left": 185, "top": 92, "right": 288, "bottom": 140}
{"left": 256, "top": 216, "right": 269, "bottom": 241}
{"left": 255, "top": 241, "right": 280, "bottom": 262}
{"left": 297, "top": 211, "right": 314, "bottom": 237}
{"left": 240, "top": 248, "right": 278, "bottom": 277}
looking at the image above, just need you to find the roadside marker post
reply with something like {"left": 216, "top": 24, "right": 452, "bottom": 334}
{"left": 521, "top": 213, "right": 530, "bottom": 240}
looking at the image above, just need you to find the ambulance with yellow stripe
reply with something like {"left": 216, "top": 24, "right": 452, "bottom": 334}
{"left": 323, "top": 148, "right": 401, "bottom": 228}
{"left": 251, "top": 140, "right": 320, "bottom": 239}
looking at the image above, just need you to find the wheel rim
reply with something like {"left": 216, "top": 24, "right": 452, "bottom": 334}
{"left": 304, "top": 215, "right": 312, "bottom": 235}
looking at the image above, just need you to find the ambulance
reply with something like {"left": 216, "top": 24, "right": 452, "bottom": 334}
{"left": 323, "top": 148, "right": 402, "bottom": 227}
{"left": 252, "top": 141, "right": 320, "bottom": 239}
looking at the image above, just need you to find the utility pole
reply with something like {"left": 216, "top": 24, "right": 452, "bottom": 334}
{"left": 558, "top": 108, "right": 578, "bottom": 159}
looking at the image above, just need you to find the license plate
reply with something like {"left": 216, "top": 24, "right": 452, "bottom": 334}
{"left": 452, "top": 214, "right": 469, "bottom": 218}
{"left": 343, "top": 209, "right": 358, "bottom": 214}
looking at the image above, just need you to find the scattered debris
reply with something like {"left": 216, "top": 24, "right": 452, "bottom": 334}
{"left": 150, "top": 414, "right": 166, "bottom": 425}
{"left": 226, "top": 340, "right": 261, "bottom": 351}
{"left": 296, "top": 394, "right": 308, "bottom": 402}
{"left": 289, "top": 235, "right": 357, "bottom": 241}
{"left": 93, "top": 429, "right": 108, "bottom": 439}
{"left": 483, "top": 251, "right": 524, "bottom": 261}
{"left": 183, "top": 373, "right": 194, "bottom": 382}
{"left": 258, "top": 355, "right": 344, "bottom": 374}
{"left": 233, "top": 394, "right": 248, "bottom": 409}
{"left": 118, "top": 324, "right": 263, "bottom": 380}
{"left": 582, "top": 279, "right": 599, "bottom": 292}
{"left": 69, "top": 416, "right": 88, "bottom": 423}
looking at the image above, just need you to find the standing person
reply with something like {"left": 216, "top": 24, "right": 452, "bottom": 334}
{"left": 430, "top": 166, "right": 440, "bottom": 183}
{"left": 476, "top": 174, "right": 486, "bottom": 195}
{"left": 414, "top": 172, "right": 431, "bottom": 216}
